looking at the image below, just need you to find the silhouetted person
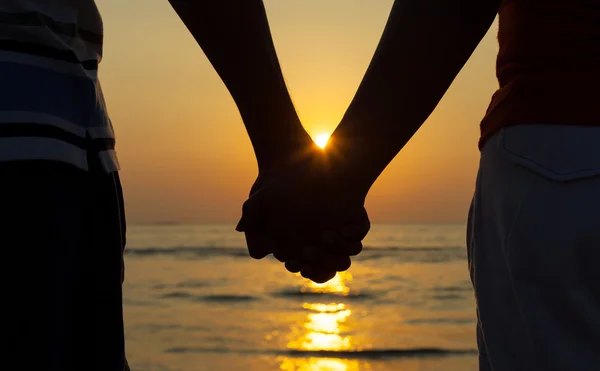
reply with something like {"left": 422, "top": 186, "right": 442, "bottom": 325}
{"left": 1, "top": 1, "right": 363, "bottom": 370}
{"left": 227, "top": 1, "right": 599, "bottom": 370}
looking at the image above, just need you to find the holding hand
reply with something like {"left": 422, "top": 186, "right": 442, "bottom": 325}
{"left": 236, "top": 143, "right": 370, "bottom": 283}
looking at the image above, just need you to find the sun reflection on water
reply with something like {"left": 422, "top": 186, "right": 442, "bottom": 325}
{"left": 281, "top": 272, "right": 369, "bottom": 371}
{"left": 303, "top": 272, "right": 352, "bottom": 296}
{"left": 291, "top": 302, "right": 352, "bottom": 351}
{"left": 279, "top": 358, "right": 361, "bottom": 371}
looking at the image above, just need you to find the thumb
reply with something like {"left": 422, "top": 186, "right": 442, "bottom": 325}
{"left": 244, "top": 229, "right": 274, "bottom": 260}
{"left": 235, "top": 190, "right": 264, "bottom": 232}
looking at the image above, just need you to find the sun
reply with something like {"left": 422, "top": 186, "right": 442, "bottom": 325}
{"left": 314, "top": 133, "right": 331, "bottom": 149}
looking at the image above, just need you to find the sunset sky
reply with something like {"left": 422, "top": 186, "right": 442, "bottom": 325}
{"left": 96, "top": 0, "right": 500, "bottom": 224}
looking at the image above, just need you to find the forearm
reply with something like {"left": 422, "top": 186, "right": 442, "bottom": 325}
{"left": 328, "top": 0, "right": 501, "bottom": 195}
{"left": 169, "top": 0, "right": 314, "bottom": 172}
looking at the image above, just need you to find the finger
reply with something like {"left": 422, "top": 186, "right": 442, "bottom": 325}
{"left": 285, "top": 259, "right": 302, "bottom": 273}
{"left": 235, "top": 214, "right": 249, "bottom": 233}
{"left": 235, "top": 192, "right": 265, "bottom": 232}
{"left": 312, "top": 271, "right": 337, "bottom": 284}
{"left": 244, "top": 230, "right": 274, "bottom": 260}
{"left": 301, "top": 264, "right": 337, "bottom": 284}
{"left": 273, "top": 249, "right": 290, "bottom": 263}
{"left": 300, "top": 264, "right": 336, "bottom": 282}
{"left": 334, "top": 256, "right": 352, "bottom": 272}
{"left": 317, "top": 237, "right": 363, "bottom": 257}
{"left": 299, "top": 250, "right": 351, "bottom": 273}
{"left": 300, "top": 246, "right": 335, "bottom": 267}
{"left": 273, "top": 235, "right": 306, "bottom": 263}
{"left": 275, "top": 246, "right": 305, "bottom": 264}
{"left": 342, "top": 241, "right": 363, "bottom": 257}
{"left": 300, "top": 264, "right": 314, "bottom": 280}
{"left": 315, "top": 253, "right": 351, "bottom": 272}
{"left": 340, "top": 215, "right": 371, "bottom": 242}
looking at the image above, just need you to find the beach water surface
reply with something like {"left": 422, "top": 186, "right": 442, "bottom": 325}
{"left": 124, "top": 224, "right": 478, "bottom": 371}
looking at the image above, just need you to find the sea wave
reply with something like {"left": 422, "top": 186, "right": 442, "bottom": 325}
{"left": 272, "top": 287, "right": 374, "bottom": 300}
{"left": 125, "top": 245, "right": 466, "bottom": 263}
{"left": 356, "top": 246, "right": 466, "bottom": 263}
{"left": 281, "top": 348, "right": 477, "bottom": 359}
{"left": 159, "top": 291, "right": 261, "bottom": 303}
{"left": 125, "top": 246, "right": 249, "bottom": 258}
{"left": 403, "top": 318, "right": 476, "bottom": 325}
{"left": 164, "top": 346, "right": 477, "bottom": 359}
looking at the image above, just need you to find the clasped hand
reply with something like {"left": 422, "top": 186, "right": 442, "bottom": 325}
{"left": 236, "top": 144, "right": 370, "bottom": 283}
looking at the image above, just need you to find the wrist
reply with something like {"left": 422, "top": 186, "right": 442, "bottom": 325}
{"left": 255, "top": 134, "right": 319, "bottom": 179}
{"left": 239, "top": 99, "right": 315, "bottom": 177}
{"left": 325, "top": 138, "right": 370, "bottom": 194}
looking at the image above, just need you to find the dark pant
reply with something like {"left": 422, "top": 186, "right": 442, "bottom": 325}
{"left": 1, "top": 161, "right": 129, "bottom": 371}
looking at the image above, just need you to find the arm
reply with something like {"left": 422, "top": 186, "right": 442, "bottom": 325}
{"left": 328, "top": 0, "right": 501, "bottom": 195}
{"left": 168, "top": 0, "right": 315, "bottom": 174}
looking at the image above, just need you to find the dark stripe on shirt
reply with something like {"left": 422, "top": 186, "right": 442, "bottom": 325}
{"left": 0, "top": 40, "right": 98, "bottom": 70}
{"left": 0, "top": 11, "right": 102, "bottom": 45}
{"left": 0, "top": 123, "right": 115, "bottom": 151}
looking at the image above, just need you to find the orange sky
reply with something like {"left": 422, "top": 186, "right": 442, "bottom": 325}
{"left": 96, "top": 0, "right": 500, "bottom": 224}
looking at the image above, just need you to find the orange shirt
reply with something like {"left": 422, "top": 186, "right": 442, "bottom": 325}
{"left": 479, "top": 0, "right": 600, "bottom": 148}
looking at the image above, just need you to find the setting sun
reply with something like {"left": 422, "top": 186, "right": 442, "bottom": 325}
{"left": 314, "top": 133, "right": 331, "bottom": 149}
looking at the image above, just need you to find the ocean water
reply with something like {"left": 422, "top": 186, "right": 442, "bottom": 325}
{"left": 123, "top": 224, "right": 478, "bottom": 371}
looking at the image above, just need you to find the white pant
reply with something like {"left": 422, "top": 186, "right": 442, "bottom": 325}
{"left": 468, "top": 125, "right": 600, "bottom": 371}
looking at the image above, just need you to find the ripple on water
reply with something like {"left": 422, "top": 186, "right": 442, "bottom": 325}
{"left": 164, "top": 346, "right": 477, "bottom": 359}
{"left": 159, "top": 291, "right": 260, "bottom": 303}
{"left": 430, "top": 293, "right": 467, "bottom": 301}
{"left": 128, "top": 364, "right": 174, "bottom": 371}
{"left": 152, "top": 280, "right": 218, "bottom": 290}
{"left": 403, "top": 317, "right": 476, "bottom": 325}
{"left": 272, "top": 287, "right": 374, "bottom": 301}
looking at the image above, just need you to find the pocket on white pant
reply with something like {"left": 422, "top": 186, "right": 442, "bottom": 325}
{"left": 499, "top": 125, "right": 600, "bottom": 182}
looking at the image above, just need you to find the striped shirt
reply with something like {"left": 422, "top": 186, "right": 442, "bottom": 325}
{"left": 0, "top": 0, "right": 118, "bottom": 172}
